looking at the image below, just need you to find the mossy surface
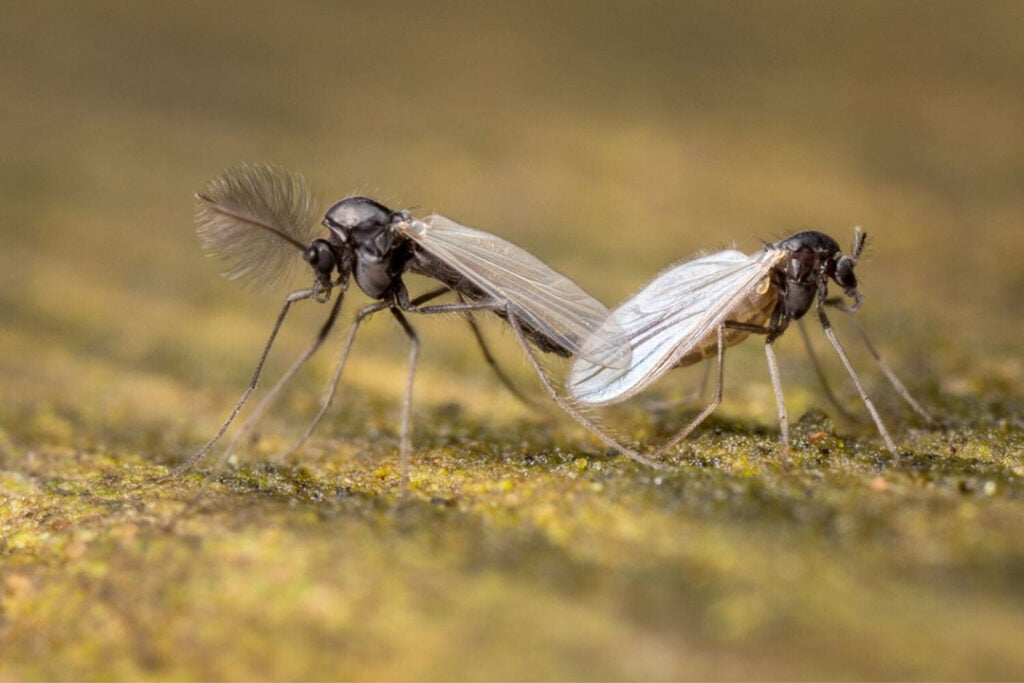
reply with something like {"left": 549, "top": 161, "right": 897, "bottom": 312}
{"left": 4, "top": 368, "right": 1023, "bottom": 679}
{"left": 3, "top": 2, "right": 1024, "bottom": 679}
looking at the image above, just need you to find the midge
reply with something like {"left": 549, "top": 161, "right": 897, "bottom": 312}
{"left": 172, "top": 163, "right": 658, "bottom": 486}
{"left": 568, "top": 230, "right": 933, "bottom": 456}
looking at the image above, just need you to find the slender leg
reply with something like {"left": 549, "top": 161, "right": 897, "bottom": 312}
{"left": 275, "top": 301, "right": 387, "bottom": 460}
{"left": 161, "top": 288, "right": 315, "bottom": 479}
{"left": 817, "top": 304, "right": 899, "bottom": 455}
{"left": 654, "top": 324, "right": 728, "bottom": 456}
{"left": 400, "top": 300, "right": 505, "bottom": 316}
{"left": 505, "top": 313, "right": 669, "bottom": 470}
{"left": 655, "top": 325, "right": 729, "bottom": 456}
{"left": 211, "top": 288, "right": 347, "bottom": 469}
{"left": 827, "top": 302, "right": 934, "bottom": 423}
{"left": 655, "top": 320, "right": 778, "bottom": 456}
{"left": 394, "top": 295, "right": 670, "bottom": 469}
{"left": 796, "top": 319, "right": 860, "bottom": 422}
{"left": 390, "top": 308, "right": 420, "bottom": 492}
{"left": 458, "top": 293, "right": 541, "bottom": 411}
{"left": 764, "top": 338, "right": 790, "bottom": 456}
{"left": 279, "top": 287, "right": 456, "bottom": 461}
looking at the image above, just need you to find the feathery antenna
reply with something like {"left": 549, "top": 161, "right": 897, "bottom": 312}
{"left": 195, "top": 163, "right": 321, "bottom": 288}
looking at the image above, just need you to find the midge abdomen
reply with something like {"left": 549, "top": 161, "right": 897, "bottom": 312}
{"left": 673, "top": 274, "right": 778, "bottom": 369}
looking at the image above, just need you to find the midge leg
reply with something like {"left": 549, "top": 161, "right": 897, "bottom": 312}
{"left": 205, "top": 287, "right": 347, "bottom": 472}
{"left": 162, "top": 287, "right": 318, "bottom": 479}
{"left": 816, "top": 300, "right": 900, "bottom": 455}
{"left": 506, "top": 314, "right": 668, "bottom": 470}
{"left": 459, "top": 292, "right": 541, "bottom": 411}
{"left": 389, "top": 307, "right": 420, "bottom": 492}
{"left": 280, "top": 287, "right": 452, "bottom": 461}
{"left": 796, "top": 319, "right": 861, "bottom": 423}
{"left": 278, "top": 287, "right": 573, "bottom": 489}
{"left": 162, "top": 290, "right": 344, "bottom": 524}
{"left": 397, "top": 295, "right": 669, "bottom": 470}
{"left": 824, "top": 298, "right": 934, "bottom": 424}
{"left": 764, "top": 337, "right": 789, "bottom": 455}
{"left": 654, "top": 320, "right": 772, "bottom": 458}
{"left": 281, "top": 300, "right": 388, "bottom": 459}
{"left": 245, "top": 285, "right": 580, "bottom": 468}
{"left": 656, "top": 308, "right": 906, "bottom": 459}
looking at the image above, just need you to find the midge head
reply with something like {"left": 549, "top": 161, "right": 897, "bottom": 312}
{"left": 317, "top": 196, "right": 416, "bottom": 301}
{"left": 294, "top": 196, "right": 416, "bottom": 302}
{"left": 769, "top": 228, "right": 867, "bottom": 329}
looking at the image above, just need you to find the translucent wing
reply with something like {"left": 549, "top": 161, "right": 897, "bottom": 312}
{"left": 195, "top": 163, "right": 322, "bottom": 289}
{"left": 396, "top": 214, "right": 630, "bottom": 370}
{"left": 569, "top": 248, "right": 784, "bottom": 405}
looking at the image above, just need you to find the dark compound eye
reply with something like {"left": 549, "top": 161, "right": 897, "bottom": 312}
{"left": 303, "top": 239, "right": 336, "bottom": 277}
{"left": 835, "top": 255, "right": 857, "bottom": 290}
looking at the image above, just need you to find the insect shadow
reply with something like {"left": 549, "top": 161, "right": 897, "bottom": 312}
{"left": 168, "top": 163, "right": 661, "bottom": 488}
{"left": 568, "top": 230, "right": 934, "bottom": 457}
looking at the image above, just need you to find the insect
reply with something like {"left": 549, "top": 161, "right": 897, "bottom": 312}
{"left": 171, "top": 163, "right": 659, "bottom": 486}
{"left": 568, "top": 230, "right": 933, "bottom": 456}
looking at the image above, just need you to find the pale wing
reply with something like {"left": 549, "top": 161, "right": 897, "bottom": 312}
{"left": 569, "top": 249, "right": 783, "bottom": 405}
{"left": 396, "top": 215, "right": 629, "bottom": 369}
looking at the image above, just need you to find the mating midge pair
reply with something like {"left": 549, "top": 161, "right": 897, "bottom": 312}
{"left": 171, "top": 163, "right": 934, "bottom": 485}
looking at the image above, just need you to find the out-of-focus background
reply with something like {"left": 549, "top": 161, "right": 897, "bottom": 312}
{"left": 2, "top": 1, "right": 1023, "bottom": 679}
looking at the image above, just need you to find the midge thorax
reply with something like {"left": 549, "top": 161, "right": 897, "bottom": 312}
{"left": 765, "top": 231, "right": 863, "bottom": 342}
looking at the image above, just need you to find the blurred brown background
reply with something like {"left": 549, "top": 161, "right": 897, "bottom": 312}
{"left": 4, "top": 1, "right": 1023, "bottom": 405}
{"left": 2, "top": 1, "right": 1023, "bottom": 679}
{"left": 3, "top": 1, "right": 1021, "bottom": 363}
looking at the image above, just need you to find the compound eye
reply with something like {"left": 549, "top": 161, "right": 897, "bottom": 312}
{"left": 835, "top": 256, "right": 857, "bottom": 289}
{"left": 303, "top": 240, "right": 336, "bottom": 277}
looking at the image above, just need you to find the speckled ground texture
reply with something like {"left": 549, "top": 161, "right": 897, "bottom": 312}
{"left": 2, "top": 2, "right": 1023, "bottom": 679}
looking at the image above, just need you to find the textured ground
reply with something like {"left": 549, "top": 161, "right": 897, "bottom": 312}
{"left": 2, "top": 2, "right": 1023, "bottom": 679}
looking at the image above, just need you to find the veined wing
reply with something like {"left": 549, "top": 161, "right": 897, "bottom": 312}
{"left": 396, "top": 215, "right": 630, "bottom": 370}
{"left": 569, "top": 248, "right": 783, "bottom": 405}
